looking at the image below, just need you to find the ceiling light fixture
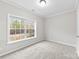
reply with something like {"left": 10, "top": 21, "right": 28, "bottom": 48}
{"left": 39, "top": 0, "right": 46, "bottom": 7}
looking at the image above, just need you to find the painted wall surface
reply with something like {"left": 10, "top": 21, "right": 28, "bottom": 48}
{"left": 45, "top": 11, "right": 76, "bottom": 47}
{"left": 0, "top": 1, "right": 44, "bottom": 56}
{"left": 77, "top": 4, "right": 79, "bottom": 56}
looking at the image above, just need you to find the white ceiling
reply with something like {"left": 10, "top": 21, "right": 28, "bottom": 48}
{"left": 1, "top": 0, "right": 78, "bottom": 18}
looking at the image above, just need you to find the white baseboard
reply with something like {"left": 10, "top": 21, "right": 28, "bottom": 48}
{"left": 46, "top": 40, "right": 76, "bottom": 48}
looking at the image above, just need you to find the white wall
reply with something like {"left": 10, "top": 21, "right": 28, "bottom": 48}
{"left": 45, "top": 11, "right": 76, "bottom": 47}
{"left": 76, "top": 4, "right": 79, "bottom": 56}
{"left": 0, "top": 1, "right": 44, "bottom": 56}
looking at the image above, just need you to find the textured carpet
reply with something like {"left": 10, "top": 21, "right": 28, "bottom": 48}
{"left": 1, "top": 41, "right": 79, "bottom": 59}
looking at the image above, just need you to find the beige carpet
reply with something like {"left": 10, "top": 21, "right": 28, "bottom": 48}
{"left": 1, "top": 41, "right": 79, "bottom": 59}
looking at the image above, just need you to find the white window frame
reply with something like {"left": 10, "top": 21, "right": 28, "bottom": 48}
{"left": 7, "top": 14, "right": 37, "bottom": 44}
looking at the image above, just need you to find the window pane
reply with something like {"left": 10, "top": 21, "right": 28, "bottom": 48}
{"left": 10, "top": 35, "right": 16, "bottom": 41}
{"left": 10, "top": 19, "right": 16, "bottom": 28}
{"left": 21, "top": 21, "right": 24, "bottom": 28}
{"left": 25, "top": 24, "right": 35, "bottom": 38}
{"left": 15, "top": 34, "right": 21, "bottom": 40}
{"left": 20, "top": 29, "right": 25, "bottom": 39}
{"left": 10, "top": 29, "right": 16, "bottom": 41}
{"left": 10, "top": 29, "right": 16, "bottom": 35}
{"left": 15, "top": 20, "right": 21, "bottom": 29}
{"left": 16, "top": 29, "right": 20, "bottom": 34}
{"left": 10, "top": 29, "right": 21, "bottom": 41}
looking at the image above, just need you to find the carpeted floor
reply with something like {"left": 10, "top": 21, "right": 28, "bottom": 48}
{"left": 1, "top": 41, "right": 79, "bottom": 59}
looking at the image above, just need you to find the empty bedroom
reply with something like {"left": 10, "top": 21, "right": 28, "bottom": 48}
{"left": 0, "top": 0, "right": 79, "bottom": 59}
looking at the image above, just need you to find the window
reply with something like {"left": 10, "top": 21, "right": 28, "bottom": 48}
{"left": 8, "top": 14, "right": 36, "bottom": 43}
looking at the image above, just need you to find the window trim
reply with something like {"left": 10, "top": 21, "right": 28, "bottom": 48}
{"left": 7, "top": 14, "right": 37, "bottom": 44}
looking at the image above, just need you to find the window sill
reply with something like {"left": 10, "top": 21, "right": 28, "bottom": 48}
{"left": 8, "top": 37, "right": 36, "bottom": 44}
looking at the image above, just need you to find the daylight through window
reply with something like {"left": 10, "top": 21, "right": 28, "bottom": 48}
{"left": 8, "top": 15, "right": 36, "bottom": 43}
